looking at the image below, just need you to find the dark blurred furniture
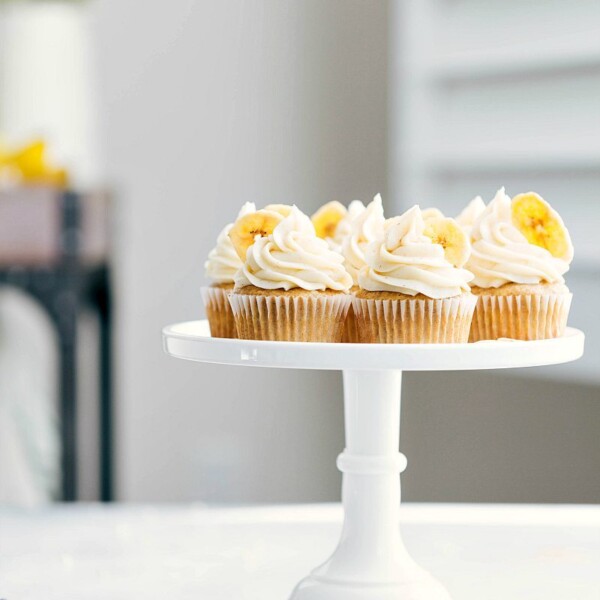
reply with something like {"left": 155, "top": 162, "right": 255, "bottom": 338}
{"left": 0, "top": 187, "right": 113, "bottom": 501}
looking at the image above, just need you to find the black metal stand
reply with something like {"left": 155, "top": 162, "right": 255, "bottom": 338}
{"left": 0, "top": 191, "right": 113, "bottom": 501}
{"left": 88, "top": 266, "right": 113, "bottom": 502}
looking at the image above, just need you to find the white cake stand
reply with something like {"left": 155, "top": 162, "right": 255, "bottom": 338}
{"left": 163, "top": 321, "right": 584, "bottom": 600}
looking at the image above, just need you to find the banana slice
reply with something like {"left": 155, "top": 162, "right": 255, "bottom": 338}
{"left": 421, "top": 207, "right": 445, "bottom": 222}
{"left": 264, "top": 204, "right": 293, "bottom": 217}
{"left": 311, "top": 201, "right": 347, "bottom": 239}
{"left": 511, "top": 192, "right": 573, "bottom": 262}
{"left": 424, "top": 217, "right": 470, "bottom": 267}
{"left": 229, "top": 209, "right": 283, "bottom": 260}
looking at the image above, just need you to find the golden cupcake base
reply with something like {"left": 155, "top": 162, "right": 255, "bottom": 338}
{"left": 229, "top": 286, "right": 351, "bottom": 342}
{"left": 352, "top": 292, "right": 477, "bottom": 344}
{"left": 470, "top": 283, "right": 572, "bottom": 341}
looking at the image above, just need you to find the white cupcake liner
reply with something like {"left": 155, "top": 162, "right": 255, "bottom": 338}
{"left": 352, "top": 294, "right": 478, "bottom": 344}
{"left": 228, "top": 292, "right": 351, "bottom": 342}
{"left": 470, "top": 292, "right": 572, "bottom": 341}
{"left": 342, "top": 287, "right": 359, "bottom": 343}
{"left": 342, "top": 304, "right": 359, "bottom": 343}
{"left": 201, "top": 285, "right": 237, "bottom": 338}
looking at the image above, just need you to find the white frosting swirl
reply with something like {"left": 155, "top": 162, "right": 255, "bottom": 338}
{"left": 467, "top": 188, "right": 570, "bottom": 288}
{"left": 204, "top": 202, "right": 256, "bottom": 283}
{"left": 235, "top": 206, "right": 353, "bottom": 291}
{"left": 456, "top": 196, "right": 486, "bottom": 235}
{"left": 421, "top": 207, "right": 445, "bottom": 221}
{"left": 327, "top": 200, "right": 365, "bottom": 253}
{"left": 358, "top": 206, "right": 473, "bottom": 298}
{"left": 341, "top": 194, "right": 385, "bottom": 284}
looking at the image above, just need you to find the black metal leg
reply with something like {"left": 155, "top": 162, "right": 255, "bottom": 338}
{"left": 96, "top": 270, "right": 113, "bottom": 501}
{"left": 55, "top": 290, "right": 79, "bottom": 501}
{"left": 0, "top": 191, "right": 113, "bottom": 503}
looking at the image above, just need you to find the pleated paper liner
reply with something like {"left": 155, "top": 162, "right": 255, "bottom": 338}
{"left": 352, "top": 293, "right": 477, "bottom": 344}
{"left": 342, "top": 305, "right": 359, "bottom": 343}
{"left": 342, "top": 286, "right": 359, "bottom": 343}
{"left": 201, "top": 284, "right": 237, "bottom": 338}
{"left": 228, "top": 289, "right": 351, "bottom": 342}
{"left": 469, "top": 291, "right": 572, "bottom": 342}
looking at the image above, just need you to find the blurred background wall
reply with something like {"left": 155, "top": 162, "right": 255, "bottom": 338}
{"left": 91, "top": 0, "right": 597, "bottom": 504}
{"left": 389, "top": 1, "right": 600, "bottom": 502}
{"left": 93, "top": 0, "right": 389, "bottom": 502}
{"left": 1, "top": 0, "right": 598, "bottom": 505}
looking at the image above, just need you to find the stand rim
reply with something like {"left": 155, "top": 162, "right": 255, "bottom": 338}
{"left": 163, "top": 320, "right": 584, "bottom": 372}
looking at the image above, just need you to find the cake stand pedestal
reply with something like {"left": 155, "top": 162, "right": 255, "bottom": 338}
{"left": 163, "top": 321, "right": 584, "bottom": 600}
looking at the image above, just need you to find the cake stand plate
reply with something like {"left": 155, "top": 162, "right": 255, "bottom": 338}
{"left": 163, "top": 321, "right": 584, "bottom": 600}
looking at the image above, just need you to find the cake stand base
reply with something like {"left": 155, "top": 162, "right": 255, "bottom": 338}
{"left": 162, "top": 321, "right": 585, "bottom": 600}
{"left": 289, "top": 370, "right": 451, "bottom": 599}
{"left": 291, "top": 569, "right": 450, "bottom": 600}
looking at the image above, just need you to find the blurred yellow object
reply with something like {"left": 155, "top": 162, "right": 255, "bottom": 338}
{"left": 0, "top": 140, "right": 68, "bottom": 187}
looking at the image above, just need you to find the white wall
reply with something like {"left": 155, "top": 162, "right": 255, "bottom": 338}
{"left": 390, "top": 0, "right": 600, "bottom": 382}
{"left": 93, "top": 0, "right": 599, "bottom": 505}
{"left": 92, "top": 0, "right": 388, "bottom": 502}
{"left": 388, "top": 0, "right": 600, "bottom": 504}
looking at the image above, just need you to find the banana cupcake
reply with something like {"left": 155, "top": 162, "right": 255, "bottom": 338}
{"left": 202, "top": 202, "right": 256, "bottom": 337}
{"left": 311, "top": 199, "right": 366, "bottom": 253}
{"left": 467, "top": 187, "right": 573, "bottom": 341}
{"left": 264, "top": 203, "right": 293, "bottom": 217}
{"left": 421, "top": 207, "right": 445, "bottom": 222}
{"left": 456, "top": 195, "right": 486, "bottom": 236}
{"left": 353, "top": 205, "right": 476, "bottom": 343}
{"left": 228, "top": 206, "right": 353, "bottom": 341}
{"left": 341, "top": 194, "right": 385, "bottom": 283}
{"left": 336, "top": 194, "right": 385, "bottom": 342}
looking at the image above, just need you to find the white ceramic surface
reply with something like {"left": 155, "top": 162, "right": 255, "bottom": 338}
{"left": 163, "top": 320, "right": 584, "bottom": 371}
{"left": 162, "top": 322, "right": 585, "bottom": 599}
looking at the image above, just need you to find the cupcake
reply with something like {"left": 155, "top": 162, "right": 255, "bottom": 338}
{"left": 228, "top": 206, "right": 353, "bottom": 341}
{"left": 421, "top": 207, "right": 445, "bottom": 222}
{"left": 202, "top": 202, "right": 256, "bottom": 337}
{"left": 456, "top": 195, "right": 486, "bottom": 236}
{"left": 311, "top": 198, "right": 370, "bottom": 342}
{"left": 353, "top": 206, "right": 476, "bottom": 343}
{"left": 338, "top": 194, "right": 386, "bottom": 342}
{"left": 311, "top": 199, "right": 366, "bottom": 254}
{"left": 341, "top": 194, "right": 385, "bottom": 283}
{"left": 466, "top": 188, "right": 573, "bottom": 341}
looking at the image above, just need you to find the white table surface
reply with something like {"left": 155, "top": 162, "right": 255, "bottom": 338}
{"left": 1, "top": 503, "right": 599, "bottom": 600}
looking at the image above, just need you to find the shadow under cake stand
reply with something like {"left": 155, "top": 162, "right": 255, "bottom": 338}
{"left": 163, "top": 320, "right": 584, "bottom": 600}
